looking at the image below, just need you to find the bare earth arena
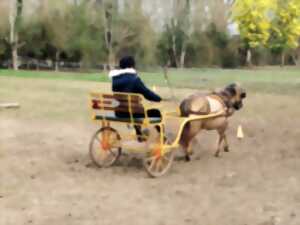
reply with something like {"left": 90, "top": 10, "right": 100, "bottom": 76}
{"left": 1, "top": 73, "right": 300, "bottom": 225}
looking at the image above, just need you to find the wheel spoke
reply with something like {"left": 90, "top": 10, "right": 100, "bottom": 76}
{"left": 148, "top": 158, "right": 157, "bottom": 171}
{"left": 145, "top": 155, "right": 157, "bottom": 163}
{"left": 94, "top": 137, "right": 105, "bottom": 153}
{"left": 109, "top": 139, "right": 119, "bottom": 147}
{"left": 90, "top": 127, "right": 121, "bottom": 168}
{"left": 99, "top": 148, "right": 108, "bottom": 160}
{"left": 108, "top": 149, "right": 117, "bottom": 157}
{"left": 160, "top": 157, "right": 168, "bottom": 169}
{"left": 144, "top": 147, "right": 174, "bottom": 177}
{"left": 155, "top": 159, "right": 163, "bottom": 172}
{"left": 109, "top": 133, "right": 117, "bottom": 142}
{"left": 95, "top": 136, "right": 102, "bottom": 145}
{"left": 162, "top": 155, "right": 170, "bottom": 163}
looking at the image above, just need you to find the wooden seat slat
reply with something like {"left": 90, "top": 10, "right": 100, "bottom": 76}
{"left": 94, "top": 115, "right": 161, "bottom": 124}
{"left": 103, "top": 94, "right": 141, "bottom": 103}
{"left": 91, "top": 99, "right": 145, "bottom": 114}
{"left": 90, "top": 92, "right": 160, "bottom": 124}
{"left": 92, "top": 100, "right": 143, "bottom": 108}
{"left": 96, "top": 107, "right": 144, "bottom": 114}
{"left": 92, "top": 100, "right": 144, "bottom": 112}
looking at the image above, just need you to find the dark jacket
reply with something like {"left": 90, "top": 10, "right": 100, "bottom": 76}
{"left": 111, "top": 71, "right": 161, "bottom": 102}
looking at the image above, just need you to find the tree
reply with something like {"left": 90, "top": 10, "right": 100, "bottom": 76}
{"left": 39, "top": 0, "right": 72, "bottom": 71}
{"left": 0, "top": 1, "right": 9, "bottom": 32}
{"left": 177, "top": 0, "right": 192, "bottom": 68}
{"left": 158, "top": 0, "right": 192, "bottom": 68}
{"left": 101, "top": 0, "right": 119, "bottom": 69}
{"left": 0, "top": 2, "right": 9, "bottom": 61}
{"left": 208, "top": 0, "right": 232, "bottom": 32}
{"left": 231, "top": 0, "right": 274, "bottom": 66}
{"left": 68, "top": 1, "right": 106, "bottom": 68}
{"left": 116, "top": 0, "right": 157, "bottom": 67}
{"left": 100, "top": 0, "right": 156, "bottom": 69}
{"left": 269, "top": 0, "right": 300, "bottom": 66}
{"left": 293, "top": 45, "right": 300, "bottom": 65}
{"left": 9, "top": 0, "right": 23, "bottom": 70}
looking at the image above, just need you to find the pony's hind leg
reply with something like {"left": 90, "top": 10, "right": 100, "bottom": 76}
{"left": 180, "top": 121, "right": 202, "bottom": 161}
{"left": 180, "top": 130, "right": 193, "bottom": 161}
{"left": 215, "top": 127, "right": 227, "bottom": 157}
{"left": 223, "top": 134, "right": 229, "bottom": 152}
{"left": 215, "top": 133, "right": 223, "bottom": 157}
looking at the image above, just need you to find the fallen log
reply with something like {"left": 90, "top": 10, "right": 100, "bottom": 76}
{"left": 0, "top": 103, "right": 20, "bottom": 109}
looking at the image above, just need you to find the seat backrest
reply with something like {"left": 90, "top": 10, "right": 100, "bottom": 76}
{"left": 90, "top": 92, "right": 145, "bottom": 116}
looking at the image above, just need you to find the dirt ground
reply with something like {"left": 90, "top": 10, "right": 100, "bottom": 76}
{"left": 1, "top": 78, "right": 300, "bottom": 225}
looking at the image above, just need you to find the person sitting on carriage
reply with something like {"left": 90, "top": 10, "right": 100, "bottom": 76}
{"left": 109, "top": 56, "right": 162, "bottom": 141}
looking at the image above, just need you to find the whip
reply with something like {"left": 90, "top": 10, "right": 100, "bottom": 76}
{"left": 162, "top": 65, "right": 179, "bottom": 105}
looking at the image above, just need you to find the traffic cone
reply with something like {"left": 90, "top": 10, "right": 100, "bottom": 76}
{"left": 237, "top": 125, "right": 244, "bottom": 139}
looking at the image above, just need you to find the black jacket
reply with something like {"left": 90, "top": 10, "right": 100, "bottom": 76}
{"left": 111, "top": 71, "right": 161, "bottom": 102}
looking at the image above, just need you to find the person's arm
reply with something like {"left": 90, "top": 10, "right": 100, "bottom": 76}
{"left": 133, "top": 77, "right": 161, "bottom": 102}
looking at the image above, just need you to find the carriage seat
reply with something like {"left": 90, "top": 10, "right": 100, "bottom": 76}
{"left": 90, "top": 92, "right": 162, "bottom": 124}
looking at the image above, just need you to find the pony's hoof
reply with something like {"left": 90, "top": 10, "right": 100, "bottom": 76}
{"left": 224, "top": 146, "right": 229, "bottom": 152}
{"left": 185, "top": 155, "right": 191, "bottom": 162}
{"left": 214, "top": 152, "right": 220, "bottom": 157}
{"left": 188, "top": 150, "right": 194, "bottom": 155}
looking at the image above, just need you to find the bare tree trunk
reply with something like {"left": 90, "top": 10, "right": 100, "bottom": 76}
{"left": 12, "top": 44, "right": 18, "bottom": 70}
{"left": 172, "top": 34, "right": 178, "bottom": 68}
{"left": 73, "top": 0, "right": 80, "bottom": 6}
{"left": 280, "top": 52, "right": 285, "bottom": 67}
{"left": 108, "top": 47, "right": 115, "bottom": 69}
{"left": 246, "top": 49, "right": 252, "bottom": 67}
{"left": 295, "top": 48, "right": 300, "bottom": 66}
{"left": 103, "top": 1, "right": 115, "bottom": 70}
{"left": 55, "top": 50, "right": 60, "bottom": 71}
{"left": 9, "top": 0, "right": 23, "bottom": 71}
{"left": 180, "top": 44, "right": 186, "bottom": 68}
{"left": 171, "top": 0, "right": 190, "bottom": 68}
{"left": 211, "top": 0, "right": 228, "bottom": 32}
{"left": 9, "top": 0, "right": 18, "bottom": 70}
{"left": 292, "top": 54, "right": 299, "bottom": 66}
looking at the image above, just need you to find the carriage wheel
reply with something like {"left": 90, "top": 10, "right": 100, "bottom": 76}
{"left": 143, "top": 145, "right": 174, "bottom": 178}
{"left": 89, "top": 127, "right": 121, "bottom": 168}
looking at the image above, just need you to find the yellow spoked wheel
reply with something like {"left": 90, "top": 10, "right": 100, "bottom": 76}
{"left": 89, "top": 127, "right": 121, "bottom": 168}
{"left": 143, "top": 145, "right": 174, "bottom": 178}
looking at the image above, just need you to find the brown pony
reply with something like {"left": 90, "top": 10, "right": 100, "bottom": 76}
{"left": 179, "top": 83, "right": 246, "bottom": 160}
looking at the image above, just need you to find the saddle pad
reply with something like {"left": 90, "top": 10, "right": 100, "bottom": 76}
{"left": 207, "top": 96, "right": 223, "bottom": 113}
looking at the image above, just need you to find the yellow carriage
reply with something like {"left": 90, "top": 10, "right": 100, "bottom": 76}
{"left": 89, "top": 92, "right": 224, "bottom": 177}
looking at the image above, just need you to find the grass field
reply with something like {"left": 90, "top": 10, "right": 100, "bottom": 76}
{"left": 1, "top": 67, "right": 299, "bottom": 121}
{"left": 1, "top": 68, "right": 300, "bottom": 225}
{"left": 1, "top": 67, "right": 300, "bottom": 94}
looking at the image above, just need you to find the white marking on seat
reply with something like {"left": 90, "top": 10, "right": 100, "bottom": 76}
{"left": 110, "top": 99, "right": 120, "bottom": 108}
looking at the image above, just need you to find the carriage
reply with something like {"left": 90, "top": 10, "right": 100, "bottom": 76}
{"left": 89, "top": 92, "right": 224, "bottom": 177}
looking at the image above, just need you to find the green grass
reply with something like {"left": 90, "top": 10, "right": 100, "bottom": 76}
{"left": 1, "top": 67, "right": 299, "bottom": 122}
{"left": 1, "top": 67, "right": 300, "bottom": 94}
{"left": 0, "top": 69, "right": 109, "bottom": 82}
